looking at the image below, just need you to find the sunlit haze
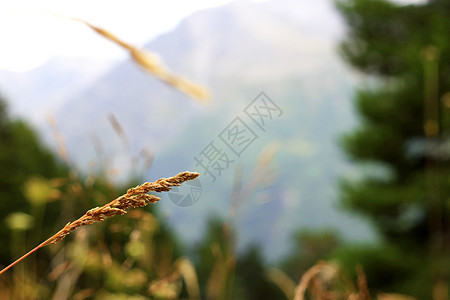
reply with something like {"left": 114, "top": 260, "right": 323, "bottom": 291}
{"left": 0, "top": 0, "right": 268, "bottom": 72}
{"left": 0, "top": 0, "right": 427, "bottom": 72}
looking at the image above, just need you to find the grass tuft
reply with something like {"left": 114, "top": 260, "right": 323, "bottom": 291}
{"left": 0, "top": 171, "right": 199, "bottom": 276}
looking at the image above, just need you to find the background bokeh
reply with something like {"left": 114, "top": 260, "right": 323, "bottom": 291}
{"left": 0, "top": 0, "right": 448, "bottom": 299}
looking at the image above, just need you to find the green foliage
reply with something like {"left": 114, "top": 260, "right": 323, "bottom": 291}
{"left": 336, "top": 0, "right": 450, "bottom": 298}
{"left": 0, "top": 96, "right": 67, "bottom": 264}
{"left": 337, "top": 0, "right": 450, "bottom": 77}
{"left": 234, "top": 246, "right": 284, "bottom": 300}
{"left": 333, "top": 244, "right": 420, "bottom": 293}
{"left": 193, "top": 217, "right": 235, "bottom": 300}
{"left": 193, "top": 217, "right": 285, "bottom": 300}
{"left": 0, "top": 94, "right": 192, "bottom": 298}
{"left": 281, "top": 229, "right": 340, "bottom": 280}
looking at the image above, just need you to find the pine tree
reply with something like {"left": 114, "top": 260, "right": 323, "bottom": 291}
{"left": 335, "top": 0, "right": 449, "bottom": 298}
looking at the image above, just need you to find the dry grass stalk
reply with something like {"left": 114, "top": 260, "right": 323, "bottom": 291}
{"left": 139, "top": 147, "right": 155, "bottom": 172}
{"left": 46, "top": 113, "right": 70, "bottom": 163}
{"left": 42, "top": 11, "right": 209, "bottom": 102}
{"left": 356, "top": 265, "right": 371, "bottom": 300}
{"left": 293, "top": 261, "right": 337, "bottom": 300}
{"left": 377, "top": 293, "right": 416, "bottom": 300}
{"left": 69, "top": 16, "right": 210, "bottom": 103}
{"left": 107, "top": 113, "right": 133, "bottom": 165}
{"left": 174, "top": 258, "right": 201, "bottom": 300}
{"left": 266, "top": 268, "right": 297, "bottom": 300}
{"left": 107, "top": 114, "right": 127, "bottom": 142}
{"left": 0, "top": 171, "right": 199, "bottom": 276}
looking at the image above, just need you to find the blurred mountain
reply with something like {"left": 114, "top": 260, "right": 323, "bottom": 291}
{"left": 0, "top": 57, "right": 112, "bottom": 126}
{"left": 1, "top": 0, "right": 375, "bottom": 260}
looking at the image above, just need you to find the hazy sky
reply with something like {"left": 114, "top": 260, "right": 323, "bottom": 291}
{"left": 0, "top": 0, "right": 425, "bottom": 72}
{"left": 0, "top": 0, "right": 269, "bottom": 72}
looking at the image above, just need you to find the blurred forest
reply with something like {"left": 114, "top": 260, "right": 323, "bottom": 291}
{"left": 335, "top": 0, "right": 449, "bottom": 298}
{"left": 0, "top": 0, "right": 448, "bottom": 299}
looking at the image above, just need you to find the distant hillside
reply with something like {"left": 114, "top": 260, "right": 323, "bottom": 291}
{"left": 53, "top": 0, "right": 353, "bottom": 169}
{"left": 0, "top": 57, "right": 111, "bottom": 125}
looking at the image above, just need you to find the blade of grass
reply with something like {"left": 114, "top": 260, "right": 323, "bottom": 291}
{"left": 43, "top": 11, "right": 210, "bottom": 103}
{"left": 0, "top": 171, "right": 199, "bottom": 276}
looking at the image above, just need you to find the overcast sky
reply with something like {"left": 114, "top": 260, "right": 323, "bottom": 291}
{"left": 0, "top": 0, "right": 426, "bottom": 72}
{"left": 0, "top": 0, "right": 271, "bottom": 72}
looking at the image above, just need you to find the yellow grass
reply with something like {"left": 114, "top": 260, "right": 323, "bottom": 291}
{"left": 63, "top": 14, "right": 211, "bottom": 103}
{"left": 0, "top": 171, "right": 199, "bottom": 276}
